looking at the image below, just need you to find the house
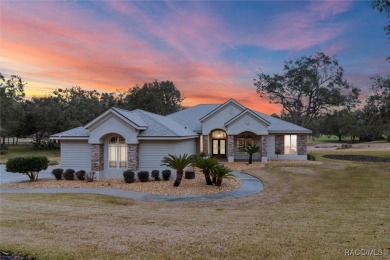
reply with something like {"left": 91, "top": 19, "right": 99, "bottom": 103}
{"left": 51, "top": 99, "right": 311, "bottom": 179}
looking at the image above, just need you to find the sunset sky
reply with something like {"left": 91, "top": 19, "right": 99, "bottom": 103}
{"left": 1, "top": 0, "right": 389, "bottom": 114}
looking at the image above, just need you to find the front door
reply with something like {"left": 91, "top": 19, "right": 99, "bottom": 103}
{"left": 212, "top": 139, "right": 226, "bottom": 157}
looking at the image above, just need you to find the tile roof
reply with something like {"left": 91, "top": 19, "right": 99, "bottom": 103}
{"left": 167, "top": 104, "right": 219, "bottom": 133}
{"left": 168, "top": 104, "right": 311, "bottom": 133}
{"left": 51, "top": 101, "right": 311, "bottom": 139}
{"left": 51, "top": 126, "right": 89, "bottom": 138}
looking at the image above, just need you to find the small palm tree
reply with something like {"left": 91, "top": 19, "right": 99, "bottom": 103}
{"left": 161, "top": 154, "right": 193, "bottom": 187}
{"left": 211, "top": 164, "right": 235, "bottom": 186}
{"left": 240, "top": 144, "right": 261, "bottom": 164}
{"left": 192, "top": 155, "right": 219, "bottom": 185}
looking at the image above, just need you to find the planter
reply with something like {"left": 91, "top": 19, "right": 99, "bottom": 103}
{"left": 185, "top": 171, "right": 195, "bottom": 179}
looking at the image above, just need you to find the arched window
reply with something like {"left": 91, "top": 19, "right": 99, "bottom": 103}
{"left": 108, "top": 136, "right": 127, "bottom": 168}
{"left": 237, "top": 134, "right": 254, "bottom": 153}
{"left": 211, "top": 130, "right": 227, "bottom": 139}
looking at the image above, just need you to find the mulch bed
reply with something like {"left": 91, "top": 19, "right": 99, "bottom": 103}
{"left": 323, "top": 154, "right": 390, "bottom": 162}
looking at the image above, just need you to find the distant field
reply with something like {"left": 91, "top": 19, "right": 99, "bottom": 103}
{"left": 0, "top": 145, "right": 60, "bottom": 164}
{"left": 1, "top": 150, "right": 389, "bottom": 259}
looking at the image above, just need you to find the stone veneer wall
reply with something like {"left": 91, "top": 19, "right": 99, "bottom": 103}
{"left": 261, "top": 136, "right": 267, "bottom": 157}
{"left": 227, "top": 135, "right": 234, "bottom": 157}
{"left": 275, "top": 135, "right": 284, "bottom": 155}
{"left": 202, "top": 135, "right": 209, "bottom": 154}
{"left": 297, "top": 134, "right": 307, "bottom": 155}
{"left": 127, "top": 144, "right": 139, "bottom": 171}
{"left": 91, "top": 144, "right": 104, "bottom": 171}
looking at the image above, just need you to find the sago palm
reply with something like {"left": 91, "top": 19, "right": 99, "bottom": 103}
{"left": 161, "top": 154, "right": 193, "bottom": 187}
{"left": 192, "top": 155, "right": 219, "bottom": 185}
{"left": 240, "top": 144, "right": 261, "bottom": 164}
{"left": 211, "top": 164, "right": 235, "bottom": 186}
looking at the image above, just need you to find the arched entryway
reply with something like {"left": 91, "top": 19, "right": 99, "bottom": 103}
{"left": 210, "top": 129, "right": 227, "bottom": 159}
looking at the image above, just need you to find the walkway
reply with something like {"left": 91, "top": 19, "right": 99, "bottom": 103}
{"left": 0, "top": 172, "right": 263, "bottom": 202}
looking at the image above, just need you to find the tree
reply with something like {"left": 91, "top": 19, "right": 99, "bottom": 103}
{"left": 161, "top": 154, "right": 192, "bottom": 187}
{"left": 320, "top": 109, "right": 356, "bottom": 142}
{"left": 254, "top": 52, "right": 360, "bottom": 127}
{"left": 124, "top": 80, "right": 183, "bottom": 115}
{"left": 371, "top": 0, "right": 390, "bottom": 60}
{"left": 239, "top": 144, "right": 261, "bottom": 164}
{"left": 0, "top": 73, "right": 26, "bottom": 144}
{"left": 210, "top": 164, "right": 235, "bottom": 186}
{"left": 6, "top": 156, "right": 49, "bottom": 181}
{"left": 192, "top": 155, "right": 219, "bottom": 185}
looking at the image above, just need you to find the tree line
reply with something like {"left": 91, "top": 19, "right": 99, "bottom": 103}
{"left": 0, "top": 76, "right": 183, "bottom": 145}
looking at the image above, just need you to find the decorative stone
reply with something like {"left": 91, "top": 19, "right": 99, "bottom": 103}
{"left": 261, "top": 136, "right": 267, "bottom": 157}
{"left": 297, "top": 134, "right": 307, "bottom": 155}
{"left": 227, "top": 135, "right": 234, "bottom": 157}
{"left": 127, "top": 144, "right": 139, "bottom": 171}
{"left": 275, "top": 135, "right": 284, "bottom": 154}
{"left": 91, "top": 144, "right": 104, "bottom": 171}
{"left": 203, "top": 135, "right": 209, "bottom": 154}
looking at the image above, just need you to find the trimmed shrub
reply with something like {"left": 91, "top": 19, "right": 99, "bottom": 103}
{"left": 307, "top": 153, "right": 316, "bottom": 161}
{"left": 123, "top": 170, "right": 135, "bottom": 183}
{"left": 138, "top": 171, "right": 149, "bottom": 182}
{"left": 76, "top": 170, "right": 86, "bottom": 181}
{"left": 52, "top": 168, "right": 63, "bottom": 180}
{"left": 162, "top": 169, "right": 171, "bottom": 181}
{"left": 6, "top": 156, "right": 49, "bottom": 181}
{"left": 151, "top": 170, "right": 160, "bottom": 181}
{"left": 63, "top": 169, "right": 75, "bottom": 180}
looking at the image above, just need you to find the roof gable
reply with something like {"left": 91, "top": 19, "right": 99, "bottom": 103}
{"left": 200, "top": 99, "right": 246, "bottom": 122}
{"left": 84, "top": 107, "right": 147, "bottom": 131}
{"left": 225, "top": 109, "right": 271, "bottom": 127}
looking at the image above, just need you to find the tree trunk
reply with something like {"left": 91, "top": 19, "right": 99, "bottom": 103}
{"left": 216, "top": 178, "right": 222, "bottom": 186}
{"left": 203, "top": 170, "right": 213, "bottom": 185}
{"left": 212, "top": 176, "right": 217, "bottom": 184}
{"left": 338, "top": 135, "right": 342, "bottom": 142}
{"left": 248, "top": 154, "right": 253, "bottom": 164}
{"left": 173, "top": 170, "right": 184, "bottom": 187}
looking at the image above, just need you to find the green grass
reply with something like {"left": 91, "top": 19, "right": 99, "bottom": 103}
{"left": 0, "top": 145, "right": 60, "bottom": 164}
{"left": 1, "top": 150, "right": 389, "bottom": 259}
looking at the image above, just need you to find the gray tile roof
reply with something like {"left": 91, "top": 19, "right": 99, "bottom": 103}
{"left": 167, "top": 104, "right": 219, "bottom": 133}
{"left": 168, "top": 104, "right": 311, "bottom": 134}
{"left": 51, "top": 101, "right": 311, "bottom": 140}
{"left": 51, "top": 126, "right": 89, "bottom": 138}
{"left": 112, "top": 107, "right": 147, "bottom": 128}
{"left": 132, "top": 109, "right": 197, "bottom": 137}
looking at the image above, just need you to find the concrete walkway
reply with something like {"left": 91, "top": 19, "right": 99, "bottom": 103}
{"left": 0, "top": 172, "right": 263, "bottom": 202}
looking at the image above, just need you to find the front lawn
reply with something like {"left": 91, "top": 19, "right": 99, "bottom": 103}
{"left": 0, "top": 145, "right": 60, "bottom": 165}
{"left": 0, "top": 151, "right": 389, "bottom": 259}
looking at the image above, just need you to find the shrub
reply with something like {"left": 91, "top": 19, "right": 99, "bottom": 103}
{"left": 307, "top": 153, "right": 316, "bottom": 161}
{"left": 162, "top": 169, "right": 171, "bottom": 181}
{"left": 0, "top": 144, "right": 8, "bottom": 155}
{"left": 151, "top": 170, "right": 160, "bottom": 181}
{"left": 51, "top": 168, "right": 63, "bottom": 180}
{"left": 86, "top": 171, "right": 96, "bottom": 182}
{"left": 76, "top": 170, "right": 86, "bottom": 181}
{"left": 6, "top": 156, "right": 49, "bottom": 181}
{"left": 63, "top": 169, "right": 75, "bottom": 180}
{"left": 138, "top": 171, "right": 149, "bottom": 182}
{"left": 123, "top": 170, "right": 135, "bottom": 183}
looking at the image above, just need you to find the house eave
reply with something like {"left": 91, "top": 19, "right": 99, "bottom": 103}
{"left": 138, "top": 135, "right": 198, "bottom": 141}
{"left": 50, "top": 136, "right": 89, "bottom": 140}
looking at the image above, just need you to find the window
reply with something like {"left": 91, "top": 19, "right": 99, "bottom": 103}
{"left": 284, "top": 135, "right": 297, "bottom": 155}
{"left": 237, "top": 134, "right": 254, "bottom": 153}
{"left": 211, "top": 130, "right": 226, "bottom": 139}
{"left": 108, "top": 136, "right": 127, "bottom": 168}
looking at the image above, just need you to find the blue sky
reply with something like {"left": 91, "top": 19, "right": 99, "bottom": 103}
{"left": 1, "top": 0, "right": 389, "bottom": 113}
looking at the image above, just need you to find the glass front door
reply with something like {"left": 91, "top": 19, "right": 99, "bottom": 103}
{"left": 212, "top": 139, "right": 226, "bottom": 156}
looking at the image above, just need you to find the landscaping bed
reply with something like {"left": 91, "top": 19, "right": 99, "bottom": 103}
{"left": 0, "top": 173, "right": 241, "bottom": 196}
{"left": 323, "top": 154, "right": 390, "bottom": 162}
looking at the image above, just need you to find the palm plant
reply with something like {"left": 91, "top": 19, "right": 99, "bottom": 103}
{"left": 161, "top": 154, "right": 193, "bottom": 187}
{"left": 191, "top": 155, "right": 219, "bottom": 185}
{"left": 240, "top": 144, "right": 261, "bottom": 164}
{"left": 211, "top": 164, "right": 235, "bottom": 186}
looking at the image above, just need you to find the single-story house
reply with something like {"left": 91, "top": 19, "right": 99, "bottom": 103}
{"left": 51, "top": 99, "right": 311, "bottom": 179}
